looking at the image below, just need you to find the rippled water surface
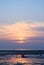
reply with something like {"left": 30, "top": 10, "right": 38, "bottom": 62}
{"left": 0, "top": 55, "right": 44, "bottom": 65}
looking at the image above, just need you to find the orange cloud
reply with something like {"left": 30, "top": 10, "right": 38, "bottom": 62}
{"left": 0, "top": 21, "right": 44, "bottom": 43}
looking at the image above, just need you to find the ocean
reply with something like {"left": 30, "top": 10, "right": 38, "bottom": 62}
{"left": 0, "top": 54, "right": 44, "bottom": 65}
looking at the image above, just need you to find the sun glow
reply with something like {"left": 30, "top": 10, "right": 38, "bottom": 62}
{"left": 18, "top": 37, "right": 25, "bottom": 43}
{"left": 0, "top": 21, "right": 44, "bottom": 44}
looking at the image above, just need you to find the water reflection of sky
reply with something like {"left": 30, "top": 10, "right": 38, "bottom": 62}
{"left": 0, "top": 55, "right": 44, "bottom": 65}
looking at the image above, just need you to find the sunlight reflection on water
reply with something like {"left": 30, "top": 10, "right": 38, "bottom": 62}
{"left": 0, "top": 55, "right": 44, "bottom": 65}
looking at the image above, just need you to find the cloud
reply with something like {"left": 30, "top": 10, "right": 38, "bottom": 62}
{"left": 0, "top": 26, "right": 6, "bottom": 29}
{"left": 0, "top": 37, "right": 44, "bottom": 49}
{"left": 29, "top": 27, "right": 44, "bottom": 31}
{"left": 0, "top": 21, "right": 44, "bottom": 44}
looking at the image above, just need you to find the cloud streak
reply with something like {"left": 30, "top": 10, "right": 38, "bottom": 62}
{"left": 0, "top": 21, "right": 44, "bottom": 39}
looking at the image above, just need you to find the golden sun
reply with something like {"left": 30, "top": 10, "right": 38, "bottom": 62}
{"left": 18, "top": 37, "right": 25, "bottom": 44}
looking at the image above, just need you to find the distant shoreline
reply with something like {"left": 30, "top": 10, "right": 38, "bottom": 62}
{"left": 0, "top": 49, "right": 44, "bottom": 56}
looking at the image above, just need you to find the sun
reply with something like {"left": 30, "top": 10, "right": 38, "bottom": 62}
{"left": 20, "top": 37, "right": 24, "bottom": 41}
{"left": 19, "top": 37, "right": 25, "bottom": 43}
{"left": 18, "top": 37, "right": 25, "bottom": 44}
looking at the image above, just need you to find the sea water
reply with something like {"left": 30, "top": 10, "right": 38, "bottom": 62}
{"left": 0, "top": 55, "right": 44, "bottom": 65}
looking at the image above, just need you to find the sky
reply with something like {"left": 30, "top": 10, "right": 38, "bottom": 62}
{"left": 0, "top": 0, "right": 44, "bottom": 49}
